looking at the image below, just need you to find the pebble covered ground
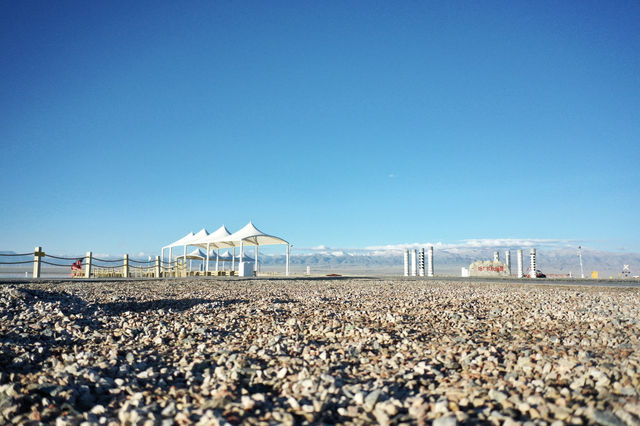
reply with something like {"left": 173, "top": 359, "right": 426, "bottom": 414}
{"left": 1, "top": 278, "right": 639, "bottom": 425}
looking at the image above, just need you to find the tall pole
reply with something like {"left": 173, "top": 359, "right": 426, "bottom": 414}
{"left": 578, "top": 246, "right": 584, "bottom": 279}
{"left": 505, "top": 250, "right": 511, "bottom": 273}
{"left": 216, "top": 248, "right": 219, "bottom": 272}
{"left": 255, "top": 246, "right": 259, "bottom": 274}
{"left": 169, "top": 247, "right": 173, "bottom": 276}
{"left": 418, "top": 248, "right": 425, "bottom": 277}
{"left": 239, "top": 242, "right": 244, "bottom": 276}
{"left": 403, "top": 250, "right": 409, "bottom": 277}
{"left": 529, "top": 248, "right": 537, "bottom": 279}
{"left": 206, "top": 243, "right": 210, "bottom": 273}
{"left": 285, "top": 244, "right": 290, "bottom": 276}
{"left": 517, "top": 249, "right": 523, "bottom": 278}
{"left": 411, "top": 249, "right": 417, "bottom": 276}
{"left": 427, "top": 246, "right": 434, "bottom": 277}
{"left": 232, "top": 247, "right": 236, "bottom": 272}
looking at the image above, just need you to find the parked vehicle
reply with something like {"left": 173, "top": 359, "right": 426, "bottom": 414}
{"left": 525, "top": 268, "right": 546, "bottom": 278}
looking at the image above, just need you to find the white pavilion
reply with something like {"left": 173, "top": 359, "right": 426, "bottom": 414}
{"left": 161, "top": 222, "right": 290, "bottom": 276}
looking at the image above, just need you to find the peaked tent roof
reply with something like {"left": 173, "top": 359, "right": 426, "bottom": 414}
{"left": 214, "top": 250, "right": 253, "bottom": 262}
{"left": 164, "top": 232, "right": 195, "bottom": 248}
{"left": 175, "top": 248, "right": 208, "bottom": 260}
{"left": 193, "top": 225, "right": 232, "bottom": 248}
{"left": 225, "top": 221, "right": 288, "bottom": 246}
{"left": 182, "top": 228, "right": 209, "bottom": 246}
{"left": 216, "top": 250, "right": 234, "bottom": 261}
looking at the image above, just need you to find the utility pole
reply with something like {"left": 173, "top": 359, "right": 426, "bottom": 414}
{"left": 578, "top": 246, "right": 584, "bottom": 279}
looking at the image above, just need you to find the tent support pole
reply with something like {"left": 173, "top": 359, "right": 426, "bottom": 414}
{"left": 216, "top": 248, "right": 219, "bottom": 272}
{"left": 205, "top": 243, "right": 210, "bottom": 273}
{"left": 255, "top": 246, "right": 258, "bottom": 275}
{"left": 285, "top": 244, "right": 290, "bottom": 277}
{"left": 183, "top": 245, "right": 187, "bottom": 277}
{"left": 169, "top": 247, "right": 173, "bottom": 277}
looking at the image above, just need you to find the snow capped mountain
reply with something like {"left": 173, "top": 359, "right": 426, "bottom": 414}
{"left": 259, "top": 246, "right": 640, "bottom": 277}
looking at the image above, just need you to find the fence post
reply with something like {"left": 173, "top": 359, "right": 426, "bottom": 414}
{"left": 33, "top": 246, "right": 43, "bottom": 278}
{"left": 124, "top": 254, "right": 129, "bottom": 278}
{"left": 85, "top": 251, "right": 92, "bottom": 278}
{"left": 155, "top": 256, "right": 161, "bottom": 278}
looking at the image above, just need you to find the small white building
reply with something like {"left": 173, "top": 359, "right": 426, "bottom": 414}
{"left": 469, "top": 260, "right": 510, "bottom": 277}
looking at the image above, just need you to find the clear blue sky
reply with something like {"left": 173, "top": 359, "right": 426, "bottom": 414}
{"left": 1, "top": 0, "right": 639, "bottom": 255}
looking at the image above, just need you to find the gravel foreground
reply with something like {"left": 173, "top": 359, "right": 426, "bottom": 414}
{"left": 1, "top": 278, "right": 639, "bottom": 425}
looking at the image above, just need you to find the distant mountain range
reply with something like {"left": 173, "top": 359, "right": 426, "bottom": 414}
{"left": 2, "top": 247, "right": 638, "bottom": 277}
{"left": 257, "top": 247, "right": 640, "bottom": 277}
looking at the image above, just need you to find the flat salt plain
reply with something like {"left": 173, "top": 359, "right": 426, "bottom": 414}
{"left": 1, "top": 278, "right": 639, "bottom": 425}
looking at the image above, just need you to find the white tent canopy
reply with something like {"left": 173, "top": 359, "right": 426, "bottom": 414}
{"left": 194, "top": 225, "right": 232, "bottom": 248}
{"left": 175, "top": 248, "right": 208, "bottom": 260}
{"left": 193, "top": 225, "right": 232, "bottom": 272}
{"left": 161, "top": 222, "right": 290, "bottom": 276}
{"left": 161, "top": 232, "right": 195, "bottom": 270}
{"left": 216, "top": 250, "right": 234, "bottom": 261}
{"left": 223, "top": 221, "right": 289, "bottom": 246}
{"left": 212, "top": 250, "right": 253, "bottom": 262}
{"left": 178, "top": 228, "right": 209, "bottom": 266}
{"left": 184, "top": 228, "right": 209, "bottom": 245}
{"left": 164, "top": 232, "right": 194, "bottom": 248}
{"left": 220, "top": 222, "right": 288, "bottom": 275}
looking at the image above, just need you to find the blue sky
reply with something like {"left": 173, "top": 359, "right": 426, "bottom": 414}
{"left": 1, "top": 0, "right": 639, "bottom": 256}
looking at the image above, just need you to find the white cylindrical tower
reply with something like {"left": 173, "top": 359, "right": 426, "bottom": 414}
{"left": 427, "top": 246, "right": 434, "bottom": 277}
{"left": 505, "top": 250, "right": 511, "bottom": 272}
{"left": 493, "top": 251, "right": 500, "bottom": 262}
{"left": 411, "top": 249, "right": 417, "bottom": 276}
{"left": 403, "top": 250, "right": 409, "bottom": 277}
{"left": 517, "top": 249, "right": 523, "bottom": 278}
{"left": 529, "top": 248, "right": 537, "bottom": 278}
{"left": 418, "top": 248, "right": 425, "bottom": 276}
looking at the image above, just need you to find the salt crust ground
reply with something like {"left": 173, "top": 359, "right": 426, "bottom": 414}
{"left": 1, "top": 278, "right": 639, "bottom": 425}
